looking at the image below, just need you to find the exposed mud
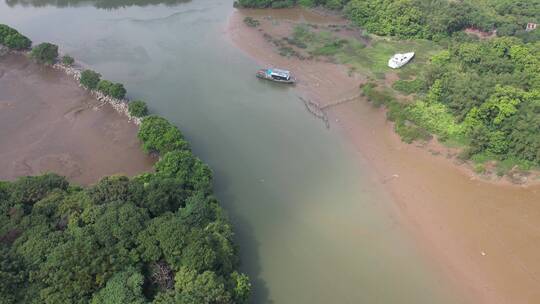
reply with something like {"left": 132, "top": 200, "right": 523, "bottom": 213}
{"left": 0, "top": 53, "right": 154, "bottom": 185}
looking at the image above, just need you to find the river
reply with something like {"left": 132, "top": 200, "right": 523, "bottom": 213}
{"left": 0, "top": 1, "right": 460, "bottom": 303}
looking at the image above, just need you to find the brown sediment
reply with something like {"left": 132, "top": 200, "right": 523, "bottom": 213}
{"left": 227, "top": 9, "right": 540, "bottom": 304}
{"left": 0, "top": 53, "right": 154, "bottom": 185}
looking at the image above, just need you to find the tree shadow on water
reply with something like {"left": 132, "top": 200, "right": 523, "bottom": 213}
{"left": 213, "top": 169, "right": 273, "bottom": 304}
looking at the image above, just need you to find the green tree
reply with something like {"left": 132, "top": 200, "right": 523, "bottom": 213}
{"left": 30, "top": 42, "right": 58, "bottom": 64}
{"left": 80, "top": 70, "right": 101, "bottom": 90}
{"left": 155, "top": 151, "right": 213, "bottom": 193}
{"left": 97, "top": 80, "right": 127, "bottom": 99}
{"left": 91, "top": 269, "right": 146, "bottom": 304}
{"left": 174, "top": 268, "right": 232, "bottom": 304}
{"left": 129, "top": 100, "right": 149, "bottom": 117}
{"left": 138, "top": 116, "right": 190, "bottom": 154}
{"left": 61, "top": 55, "right": 74, "bottom": 66}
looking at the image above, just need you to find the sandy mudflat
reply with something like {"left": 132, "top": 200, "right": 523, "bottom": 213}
{"left": 0, "top": 53, "right": 154, "bottom": 185}
{"left": 227, "top": 9, "right": 540, "bottom": 304}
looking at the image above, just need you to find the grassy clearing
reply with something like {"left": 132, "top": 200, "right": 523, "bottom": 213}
{"left": 336, "top": 37, "right": 441, "bottom": 78}
{"left": 392, "top": 78, "right": 423, "bottom": 95}
{"left": 288, "top": 25, "right": 441, "bottom": 80}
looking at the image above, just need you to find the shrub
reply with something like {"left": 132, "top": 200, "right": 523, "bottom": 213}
{"left": 0, "top": 24, "right": 31, "bottom": 50}
{"left": 97, "top": 79, "right": 126, "bottom": 99}
{"left": 30, "top": 42, "right": 58, "bottom": 64}
{"left": 392, "top": 78, "right": 424, "bottom": 95}
{"left": 80, "top": 69, "right": 101, "bottom": 90}
{"left": 271, "top": 0, "right": 294, "bottom": 8}
{"left": 243, "top": 17, "right": 260, "bottom": 28}
{"left": 3, "top": 33, "right": 32, "bottom": 50}
{"left": 87, "top": 175, "right": 134, "bottom": 205}
{"left": 138, "top": 115, "right": 190, "bottom": 154}
{"left": 395, "top": 122, "right": 432, "bottom": 143}
{"left": 361, "top": 82, "right": 395, "bottom": 107}
{"left": 61, "top": 55, "right": 74, "bottom": 66}
{"left": 407, "top": 101, "right": 463, "bottom": 138}
{"left": 128, "top": 100, "right": 149, "bottom": 118}
{"left": 473, "top": 163, "right": 486, "bottom": 174}
{"left": 155, "top": 151, "right": 213, "bottom": 193}
{"left": 10, "top": 173, "right": 68, "bottom": 205}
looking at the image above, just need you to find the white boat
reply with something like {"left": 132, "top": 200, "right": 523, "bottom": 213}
{"left": 388, "top": 52, "right": 415, "bottom": 69}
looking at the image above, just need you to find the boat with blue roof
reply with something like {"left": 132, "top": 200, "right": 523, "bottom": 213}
{"left": 256, "top": 68, "right": 296, "bottom": 84}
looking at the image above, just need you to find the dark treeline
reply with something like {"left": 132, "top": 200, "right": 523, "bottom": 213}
{"left": 1, "top": 25, "right": 250, "bottom": 303}
{"left": 235, "top": 0, "right": 540, "bottom": 41}
{"left": 5, "top": 0, "right": 190, "bottom": 9}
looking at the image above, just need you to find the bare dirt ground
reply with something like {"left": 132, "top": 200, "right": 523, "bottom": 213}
{"left": 227, "top": 8, "right": 540, "bottom": 304}
{"left": 0, "top": 53, "right": 154, "bottom": 185}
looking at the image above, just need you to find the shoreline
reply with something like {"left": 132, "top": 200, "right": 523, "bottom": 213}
{"left": 0, "top": 51, "right": 154, "bottom": 185}
{"left": 226, "top": 8, "right": 540, "bottom": 304}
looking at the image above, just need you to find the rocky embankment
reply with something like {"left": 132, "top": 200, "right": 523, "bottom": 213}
{"left": 52, "top": 62, "right": 142, "bottom": 125}
{"left": 1, "top": 45, "right": 140, "bottom": 125}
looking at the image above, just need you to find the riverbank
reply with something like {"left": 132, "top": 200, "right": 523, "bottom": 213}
{"left": 227, "top": 8, "right": 540, "bottom": 304}
{"left": 0, "top": 52, "right": 154, "bottom": 185}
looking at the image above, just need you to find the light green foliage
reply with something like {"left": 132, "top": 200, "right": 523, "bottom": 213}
{"left": 430, "top": 50, "right": 450, "bottom": 65}
{"left": 30, "top": 42, "right": 58, "bottom": 64}
{"left": 392, "top": 78, "right": 423, "bottom": 95}
{"left": 138, "top": 115, "right": 190, "bottom": 154}
{"left": 408, "top": 100, "right": 463, "bottom": 138}
{"left": 417, "top": 36, "right": 540, "bottom": 165}
{"left": 128, "top": 100, "right": 149, "bottom": 118}
{"left": 230, "top": 271, "right": 251, "bottom": 304}
{"left": 80, "top": 69, "right": 101, "bottom": 90}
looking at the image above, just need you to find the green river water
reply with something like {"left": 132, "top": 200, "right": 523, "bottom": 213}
{"left": 0, "top": 1, "right": 461, "bottom": 303}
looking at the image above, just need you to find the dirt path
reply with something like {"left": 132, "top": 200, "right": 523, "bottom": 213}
{"left": 0, "top": 53, "right": 154, "bottom": 185}
{"left": 227, "top": 8, "right": 540, "bottom": 304}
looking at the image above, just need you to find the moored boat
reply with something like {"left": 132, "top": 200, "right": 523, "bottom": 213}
{"left": 256, "top": 68, "right": 296, "bottom": 84}
{"left": 388, "top": 52, "right": 415, "bottom": 69}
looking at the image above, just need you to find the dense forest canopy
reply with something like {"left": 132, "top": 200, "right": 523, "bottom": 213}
{"left": 1, "top": 25, "right": 250, "bottom": 301}
{"left": 0, "top": 115, "right": 250, "bottom": 303}
{"left": 236, "top": 0, "right": 540, "bottom": 40}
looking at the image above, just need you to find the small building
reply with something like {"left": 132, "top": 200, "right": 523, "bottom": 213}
{"left": 526, "top": 23, "right": 537, "bottom": 32}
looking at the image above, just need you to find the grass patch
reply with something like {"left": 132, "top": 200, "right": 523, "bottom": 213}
{"left": 336, "top": 38, "right": 441, "bottom": 78}
{"left": 290, "top": 25, "right": 441, "bottom": 79}
{"left": 392, "top": 78, "right": 424, "bottom": 95}
{"left": 471, "top": 151, "right": 497, "bottom": 164}
{"left": 291, "top": 25, "right": 363, "bottom": 58}
{"left": 361, "top": 82, "right": 394, "bottom": 107}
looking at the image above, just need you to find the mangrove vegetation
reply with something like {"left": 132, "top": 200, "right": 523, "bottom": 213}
{"left": 0, "top": 24, "right": 251, "bottom": 303}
